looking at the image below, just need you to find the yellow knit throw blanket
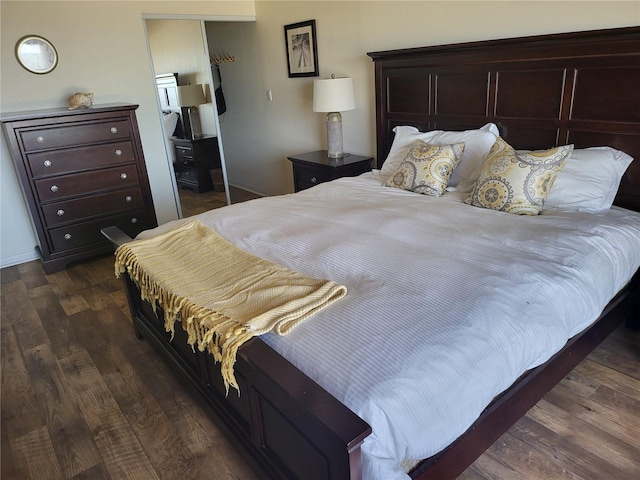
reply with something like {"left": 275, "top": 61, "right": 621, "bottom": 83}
{"left": 114, "top": 219, "right": 347, "bottom": 394}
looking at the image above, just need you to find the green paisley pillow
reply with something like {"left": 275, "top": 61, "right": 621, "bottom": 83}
{"left": 465, "top": 137, "right": 573, "bottom": 215}
{"left": 385, "top": 140, "right": 465, "bottom": 196}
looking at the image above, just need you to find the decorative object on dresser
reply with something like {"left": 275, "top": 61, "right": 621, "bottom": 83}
{"left": 1, "top": 103, "right": 157, "bottom": 274}
{"left": 313, "top": 74, "right": 356, "bottom": 158}
{"left": 68, "top": 92, "right": 94, "bottom": 110}
{"left": 287, "top": 150, "right": 373, "bottom": 192}
{"left": 171, "top": 135, "right": 222, "bottom": 193}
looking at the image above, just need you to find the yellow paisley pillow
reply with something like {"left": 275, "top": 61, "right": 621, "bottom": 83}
{"left": 465, "top": 137, "right": 573, "bottom": 215}
{"left": 385, "top": 140, "right": 465, "bottom": 196}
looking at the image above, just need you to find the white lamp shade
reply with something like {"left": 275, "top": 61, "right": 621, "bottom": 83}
{"left": 176, "top": 84, "right": 206, "bottom": 107}
{"left": 313, "top": 77, "right": 355, "bottom": 112}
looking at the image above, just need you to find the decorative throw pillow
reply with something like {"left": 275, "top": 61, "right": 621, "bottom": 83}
{"left": 543, "top": 146, "right": 633, "bottom": 213}
{"left": 380, "top": 123, "right": 499, "bottom": 189}
{"left": 385, "top": 140, "right": 465, "bottom": 196}
{"left": 465, "top": 137, "right": 573, "bottom": 215}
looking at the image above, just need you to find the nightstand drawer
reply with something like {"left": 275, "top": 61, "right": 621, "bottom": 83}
{"left": 175, "top": 166, "right": 198, "bottom": 185}
{"left": 175, "top": 145, "right": 194, "bottom": 163}
{"left": 288, "top": 151, "right": 374, "bottom": 193}
{"left": 294, "top": 167, "right": 331, "bottom": 190}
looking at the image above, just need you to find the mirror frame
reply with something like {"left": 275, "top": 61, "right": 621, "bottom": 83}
{"left": 15, "top": 35, "right": 58, "bottom": 74}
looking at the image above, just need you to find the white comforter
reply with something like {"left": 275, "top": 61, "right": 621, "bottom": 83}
{"left": 142, "top": 172, "right": 640, "bottom": 479}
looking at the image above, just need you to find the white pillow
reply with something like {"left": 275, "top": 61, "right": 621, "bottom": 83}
{"left": 542, "top": 146, "right": 633, "bottom": 213}
{"left": 380, "top": 123, "right": 499, "bottom": 190}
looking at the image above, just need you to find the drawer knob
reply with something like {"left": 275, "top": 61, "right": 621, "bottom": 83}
{"left": 57, "top": 209, "right": 65, "bottom": 216}
{"left": 311, "top": 176, "right": 317, "bottom": 183}
{"left": 43, "top": 160, "right": 52, "bottom": 167}
{"left": 115, "top": 149, "right": 122, "bottom": 156}
{"left": 111, "top": 127, "right": 118, "bottom": 134}
{"left": 64, "top": 233, "right": 72, "bottom": 240}
{"left": 125, "top": 195, "right": 132, "bottom": 203}
{"left": 50, "top": 185, "right": 59, "bottom": 193}
{"left": 37, "top": 136, "right": 45, "bottom": 143}
{"left": 130, "top": 217, "right": 138, "bottom": 224}
{"left": 120, "top": 173, "right": 128, "bottom": 180}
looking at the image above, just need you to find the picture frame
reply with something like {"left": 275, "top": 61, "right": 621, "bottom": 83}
{"left": 284, "top": 20, "right": 319, "bottom": 78}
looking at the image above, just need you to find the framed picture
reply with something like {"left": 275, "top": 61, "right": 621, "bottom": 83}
{"left": 284, "top": 20, "right": 319, "bottom": 78}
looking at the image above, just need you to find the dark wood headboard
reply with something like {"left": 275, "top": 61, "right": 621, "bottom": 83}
{"left": 367, "top": 26, "right": 640, "bottom": 212}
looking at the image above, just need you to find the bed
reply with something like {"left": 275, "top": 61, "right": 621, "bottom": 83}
{"left": 104, "top": 26, "right": 640, "bottom": 480}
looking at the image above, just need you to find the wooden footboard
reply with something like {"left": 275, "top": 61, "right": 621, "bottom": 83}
{"left": 102, "top": 227, "right": 371, "bottom": 480}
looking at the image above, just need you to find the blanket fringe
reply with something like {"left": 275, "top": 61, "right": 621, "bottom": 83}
{"left": 115, "top": 245, "right": 248, "bottom": 394}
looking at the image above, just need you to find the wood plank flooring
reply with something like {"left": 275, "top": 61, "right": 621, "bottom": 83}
{"left": 2, "top": 186, "right": 639, "bottom": 479}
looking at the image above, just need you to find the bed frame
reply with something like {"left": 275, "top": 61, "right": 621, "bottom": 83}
{"left": 104, "top": 26, "right": 640, "bottom": 480}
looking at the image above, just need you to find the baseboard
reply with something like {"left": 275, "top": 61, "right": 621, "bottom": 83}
{"left": 0, "top": 250, "right": 38, "bottom": 270}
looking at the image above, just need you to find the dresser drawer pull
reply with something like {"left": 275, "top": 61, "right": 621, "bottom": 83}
{"left": 120, "top": 173, "right": 128, "bottom": 180}
{"left": 311, "top": 176, "right": 317, "bottom": 183}
{"left": 130, "top": 217, "right": 138, "bottom": 224}
{"left": 125, "top": 195, "right": 132, "bottom": 203}
{"left": 111, "top": 127, "right": 118, "bottom": 134}
{"left": 64, "top": 233, "right": 72, "bottom": 240}
{"left": 50, "top": 185, "right": 59, "bottom": 193}
{"left": 57, "top": 209, "right": 65, "bottom": 217}
{"left": 43, "top": 160, "right": 52, "bottom": 167}
{"left": 115, "top": 149, "right": 122, "bottom": 156}
{"left": 37, "top": 136, "right": 45, "bottom": 143}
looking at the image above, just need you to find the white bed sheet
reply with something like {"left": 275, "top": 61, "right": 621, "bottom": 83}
{"left": 141, "top": 172, "right": 640, "bottom": 480}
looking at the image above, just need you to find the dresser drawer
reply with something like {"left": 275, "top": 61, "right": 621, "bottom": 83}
{"left": 48, "top": 209, "right": 153, "bottom": 253}
{"left": 42, "top": 187, "right": 145, "bottom": 227}
{"left": 20, "top": 119, "right": 131, "bottom": 151}
{"left": 35, "top": 164, "right": 140, "bottom": 202}
{"left": 27, "top": 141, "right": 136, "bottom": 178}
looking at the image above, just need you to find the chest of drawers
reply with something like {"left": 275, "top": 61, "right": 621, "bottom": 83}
{"left": 2, "top": 103, "right": 157, "bottom": 273}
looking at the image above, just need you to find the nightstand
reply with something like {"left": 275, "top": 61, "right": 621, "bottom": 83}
{"left": 171, "top": 135, "right": 221, "bottom": 193}
{"left": 287, "top": 150, "right": 373, "bottom": 192}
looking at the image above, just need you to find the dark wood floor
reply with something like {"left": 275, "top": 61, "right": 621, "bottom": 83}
{"left": 2, "top": 187, "right": 639, "bottom": 479}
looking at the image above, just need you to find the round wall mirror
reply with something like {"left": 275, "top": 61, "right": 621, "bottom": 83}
{"left": 15, "top": 35, "right": 58, "bottom": 74}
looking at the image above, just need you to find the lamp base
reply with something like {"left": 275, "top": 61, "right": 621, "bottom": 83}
{"left": 326, "top": 112, "right": 343, "bottom": 158}
{"left": 182, "top": 106, "right": 202, "bottom": 140}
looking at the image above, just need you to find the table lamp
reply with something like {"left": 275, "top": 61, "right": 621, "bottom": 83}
{"left": 313, "top": 75, "right": 355, "bottom": 158}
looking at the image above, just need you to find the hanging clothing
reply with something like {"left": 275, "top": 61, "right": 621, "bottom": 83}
{"left": 212, "top": 64, "right": 227, "bottom": 115}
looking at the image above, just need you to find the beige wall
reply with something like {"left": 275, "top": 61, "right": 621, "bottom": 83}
{"left": 1, "top": 1, "right": 638, "bottom": 268}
